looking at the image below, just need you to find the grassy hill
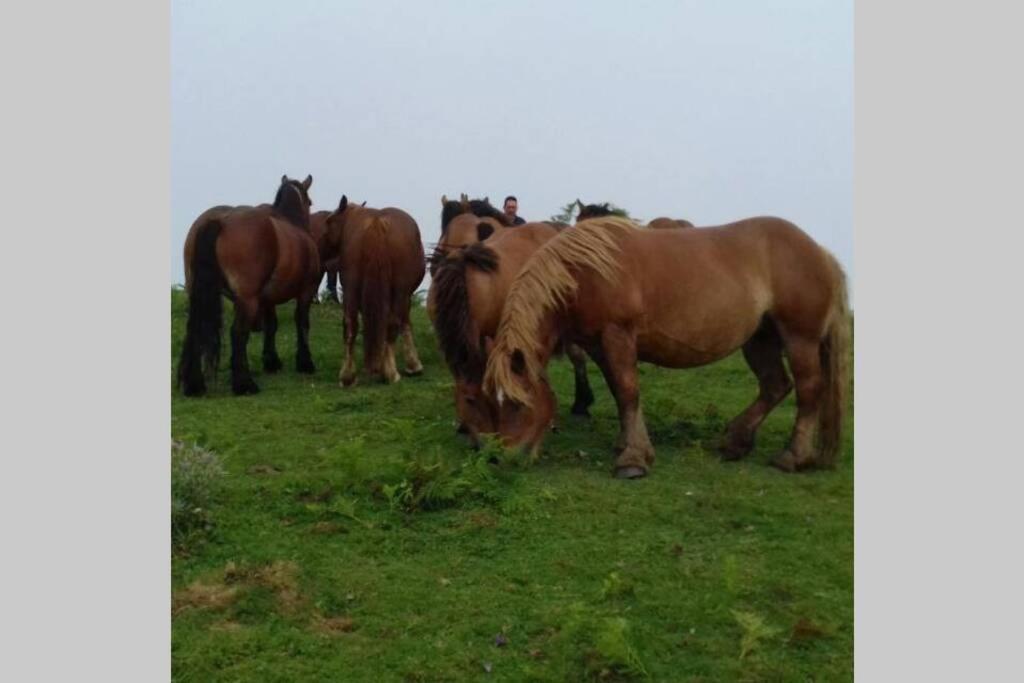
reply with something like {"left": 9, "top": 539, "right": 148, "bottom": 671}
{"left": 171, "top": 289, "right": 853, "bottom": 682}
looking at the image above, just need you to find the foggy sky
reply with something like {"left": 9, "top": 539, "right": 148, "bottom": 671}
{"left": 172, "top": 0, "right": 852, "bottom": 293}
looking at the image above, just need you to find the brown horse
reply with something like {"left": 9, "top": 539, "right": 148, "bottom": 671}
{"left": 178, "top": 175, "right": 321, "bottom": 396}
{"left": 321, "top": 195, "right": 426, "bottom": 385}
{"left": 482, "top": 216, "right": 850, "bottom": 479}
{"left": 428, "top": 224, "right": 596, "bottom": 444}
{"left": 433, "top": 195, "right": 512, "bottom": 266}
{"left": 575, "top": 200, "right": 694, "bottom": 229}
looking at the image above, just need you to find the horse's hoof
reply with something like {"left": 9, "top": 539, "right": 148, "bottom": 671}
{"left": 570, "top": 404, "right": 591, "bottom": 417}
{"left": 263, "top": 357, "right": 283, "bottom": 373}
{"left": 232, "top": 379, "right": 260, "bottom": 396}
{"left": 614, "top": 466, "right": 648, "bottom": 480}
{"left": 719, "top": 440, "right": 752, "bottom": 462}
{"left": 296, "top": 360, "right": 316, "bottom": 374}
{"left": 771, "top": 450, "right": 798, "bottom": 473}
{"left": 340, "top": 374, "right": 357, "bottom": 388}
{"left": 404, "top": 365, "right": 424, "bottom": 376}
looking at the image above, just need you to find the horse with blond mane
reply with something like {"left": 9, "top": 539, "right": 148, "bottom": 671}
{"left": 575, "top": 200, "right": 694, "bottom": 229}
{"left": 320, "top": 195, "right": 425, "bottom": 385}
{"left": 482, "top": 215, "right": 850, "bottom": 479}
{"left": 178, "top": 175, "right": 321, "bottom": 396}
{"left": 429, "top": 224, "right": 596, "bottom": 443}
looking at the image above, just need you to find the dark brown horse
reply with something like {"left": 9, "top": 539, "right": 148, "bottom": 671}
{"left": 428, "top": 224, "right": 596, "bottom": 444}
{"left": 321, "top": 196, "right": 426, "bottom": 385}
{"left": 575, "top": 200, "right": 694, "bottom": 229}
{"left": 483, "top": 216, "right": 850, "bottom": 479}
{"left": 178, "top": 175, "right": 321, "bottom": 396}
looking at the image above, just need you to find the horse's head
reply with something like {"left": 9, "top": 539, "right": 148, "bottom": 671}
{"left": 275, "top": 174, "right": 313, "bottom": 228}
{"left": 483, "top": 342, "right": 557, "bottom": 458}
{"left": 574, "top": 199, "right": 616, "bottom": 224}
{"left": 322, "top": 195, "right": 368, "bottom": 261}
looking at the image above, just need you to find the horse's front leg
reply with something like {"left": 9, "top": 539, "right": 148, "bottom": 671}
{"left": 591, "top": 326, "right": 654, "bottom": 479}
{"left": 262, "top": 305, "right": 283, "bottom": 373}
{"left": 566, "top": 343, "right": 595, "bottom": 417}
{"left": 294, "top": 295, "right": 316, "bottom": 374}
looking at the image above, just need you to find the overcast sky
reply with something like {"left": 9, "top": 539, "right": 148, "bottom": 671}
{"left": 172, "top": 0, "right": 852, "bottom": 293}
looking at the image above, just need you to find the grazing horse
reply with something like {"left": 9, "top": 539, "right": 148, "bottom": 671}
{"left": 178, "top": 175, "right": 321, "bottom": 396}
{"left": 321, "top": 196, "right": 425, "bottom": 385}
{"left": 482, "top": 216, "right": 850, "bottom": 479}
{"left": 575, "top": 200, "right": 694, "bottom": 229}
{"left": 428, "top": 224, "right": 596, "bottom": 444}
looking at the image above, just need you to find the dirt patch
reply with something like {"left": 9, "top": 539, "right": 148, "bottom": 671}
{"left": 209, "top": 620, "right": 245, "bottom": 632}
{"left": 173, "top": 580, "right": 238, "bottom": 615}
{"left": 176, "top": 560, "right": 304, "bottom": 617}
{"left": 311, "top": 613, "right": 356, "bottom": 635}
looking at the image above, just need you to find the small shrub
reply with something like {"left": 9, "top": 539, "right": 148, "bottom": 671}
{"left": 172, "top": 440, "right": 225, "bottom": 546}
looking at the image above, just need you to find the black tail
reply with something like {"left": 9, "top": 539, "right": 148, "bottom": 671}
{"left": 177, "top": 220, "right": 225, "bottom": 396}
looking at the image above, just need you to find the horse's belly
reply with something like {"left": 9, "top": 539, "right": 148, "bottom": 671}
{"left": 635, "top": 306, "right": 763, "bottom": 369}
{"left": 636, "top": 331, "right": 739, "bottom": 368}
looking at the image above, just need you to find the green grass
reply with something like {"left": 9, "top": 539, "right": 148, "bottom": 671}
{"left": 171, "top": 289, "right": 853, "bottom": 682}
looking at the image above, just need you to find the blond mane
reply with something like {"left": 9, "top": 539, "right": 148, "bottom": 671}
{"left": 483, "top": 216, "right": 638, "bottom": 405}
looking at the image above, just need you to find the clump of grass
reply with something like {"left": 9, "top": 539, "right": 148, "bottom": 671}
{"left": 589, "top": 617, "right": 649, "bottom": 679}
{"left": 171, "top": 440, "right": 225, "bottom": 548}
{"left": 733, "top": 610, "right": 780, "bottom": 660}
{"left": 381, "top": 447, "right": 509, "bottom": 513}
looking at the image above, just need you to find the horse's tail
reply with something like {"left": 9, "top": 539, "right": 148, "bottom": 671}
{"left": 360, "top": 215, "right": 393, "bottom": 376}
{"left": 177, "top": 220, "right": 225, "bottom": 396}
{"left": 817, "top": 252, "right": 852, "bottom": 467}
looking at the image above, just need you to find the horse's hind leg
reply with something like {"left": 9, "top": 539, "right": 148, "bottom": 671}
{"left": 773, "top": 334, "right": 824, "bottom": 472}
{"left": 721, "top": 319, "right": 792, "bottom": 461}
{"left": 398, "top": 297, "right": 423, "bottom": 376}
{"left": 382, "top": 313, "right": 402, "bottom": 384}
{"left": 567, "top": 343, "right": 595, "bottom": 417}
{"left": 230, "top": 297, "right": 260, "bottom": 395}
{"left": 262, "top": 305, "right": 283, "bottom": 373}
{"left": 294, "top": 296, "right": 316, "bottom": 374}
{"left": 340, "top": 287, "right": 359, "bottom": 387}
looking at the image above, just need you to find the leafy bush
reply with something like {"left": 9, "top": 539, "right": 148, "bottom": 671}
{"left": 172, "top": 440, "right": 225, "bottom": 546}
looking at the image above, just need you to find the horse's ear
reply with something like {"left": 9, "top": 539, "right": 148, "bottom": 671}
{"left": 282, "top": 175, "right": 289, "bottom": 185}
{"left": 483, "top": 336, "right": 495, "bottom": 355}
{"left": 575, "top": 199, "right": 584, "bottom": 211}
{"left": 302, "top": 175, "right": 313, "bottom": 190}
{"left": 361, "top": 201, "right": 367, "bottom": 207}
{"left": 441, "top": 194, "right": 449, "bottom": 206}
{"left": 459, "top": 193, "right": 469, "bottom": 211}
{"left": 338, "top": 195, "right": 348, "bottom": 212}
{"left": 483, "top": 196, "right": 491, "bottom": 206}
{"left": 510, "top": 349, "right": 526, "bottom": 376}
{"left": 476, "top": 222, "right": 494, "bottom": 241}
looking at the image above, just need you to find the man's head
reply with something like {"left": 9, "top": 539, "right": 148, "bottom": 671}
{"left": 503, "top": 195, "right": 519, "bottom": 221}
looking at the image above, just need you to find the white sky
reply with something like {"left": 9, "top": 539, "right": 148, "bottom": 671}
{"left": 172, "top": 0, "right": 852, "bottom": 292}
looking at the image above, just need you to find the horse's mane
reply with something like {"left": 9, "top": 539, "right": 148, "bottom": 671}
{"left": 441, "top": 198, "right": 511, "bottom": 235}
{"left": 484, "top": 216, "right": 638, "bottom": 406}
{"left": 576, "top": 202, "right": 616, "bottom": 221}
{"left": 431, "top": 243, "right": 501, "bottom": 380}
{"left": 273, "top": 180, "right": 310, "bottom": 229}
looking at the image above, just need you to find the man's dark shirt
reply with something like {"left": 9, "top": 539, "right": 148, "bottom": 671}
{"left": 510, "top": 215, "right": 526, "bottom": 226}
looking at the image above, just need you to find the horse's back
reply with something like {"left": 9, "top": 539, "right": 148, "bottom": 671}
{"left": 627, "top": 216, "right": 837, "bottom": 341}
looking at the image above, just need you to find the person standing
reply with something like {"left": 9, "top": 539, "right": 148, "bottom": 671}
{"left": 503, "top": 195, "right": 527, "bottom": 225}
